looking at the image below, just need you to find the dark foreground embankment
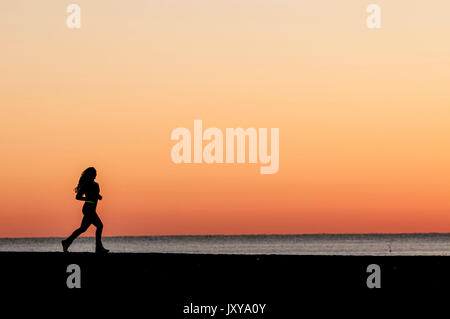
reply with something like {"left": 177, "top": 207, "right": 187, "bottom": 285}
{"left": 0, "top": 252, "right": 446, "bottom": 316}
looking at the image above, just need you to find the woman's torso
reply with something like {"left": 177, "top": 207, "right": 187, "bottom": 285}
{"left": 82, "top": 182, "right": 99, "bottom": 209}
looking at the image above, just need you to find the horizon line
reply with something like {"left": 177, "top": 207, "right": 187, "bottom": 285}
{"left": 2, "top": 232, "right": 450, "bottom": 239}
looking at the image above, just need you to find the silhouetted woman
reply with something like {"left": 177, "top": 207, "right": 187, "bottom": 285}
{"left": 62, "top": 167, "right": 109, "bottom": 253}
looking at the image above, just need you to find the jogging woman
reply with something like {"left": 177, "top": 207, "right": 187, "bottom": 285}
{"left": 62, "top": 167, "right": 109, "bottom": 253}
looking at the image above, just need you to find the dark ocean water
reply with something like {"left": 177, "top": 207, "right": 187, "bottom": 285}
{"left": 2, "top": 234, "right": 450, "bottom": 255}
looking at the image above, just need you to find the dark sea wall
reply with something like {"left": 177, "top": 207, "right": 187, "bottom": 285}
{"left": 0, "top": 252, "right": 445, "bottom": 316}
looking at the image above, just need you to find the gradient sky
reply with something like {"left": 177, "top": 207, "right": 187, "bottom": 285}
{"left": 1, "top": 1, "right": 450, "bottom": 237}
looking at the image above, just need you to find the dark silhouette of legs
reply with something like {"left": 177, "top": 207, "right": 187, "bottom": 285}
{"left": 62, "top": 207, "right": 108, "bottom": 253}
{"left": 90, "top": 212, "right": 108, "bottom": 252}
{"left": 62, "top": 213, "right": 92, "bottom": 251}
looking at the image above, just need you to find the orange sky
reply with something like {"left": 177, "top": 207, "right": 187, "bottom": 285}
{"left": 1, "top": 1, "right": 450, "bottom": 237}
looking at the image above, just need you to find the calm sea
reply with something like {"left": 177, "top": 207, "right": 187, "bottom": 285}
{"left": 2, "top": 234, "right": 450, "bottom": 255}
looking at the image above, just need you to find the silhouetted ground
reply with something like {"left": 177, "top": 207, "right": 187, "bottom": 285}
{"left": 1, "top": 252, "right": 445, "bottom": 316}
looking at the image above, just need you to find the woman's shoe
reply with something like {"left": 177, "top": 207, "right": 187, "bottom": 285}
{"left": 61, "top": 239, "right": 69, "bottom": 253}
{"left": 95, "top": 247, "right": 109, "bottom": 254}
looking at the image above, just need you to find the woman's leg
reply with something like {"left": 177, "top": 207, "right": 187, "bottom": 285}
{"left": 91, "top": 212, "right": 107, "bottom": 251}
{"left": 64, "top": 214, "right": 92, "bottom": 248}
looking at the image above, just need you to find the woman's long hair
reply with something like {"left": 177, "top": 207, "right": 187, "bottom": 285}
{"left": 74, "top": 167, "right": 96, "bottom": 194}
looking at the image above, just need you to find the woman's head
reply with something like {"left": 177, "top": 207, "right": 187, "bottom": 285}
{"left": 74, "top": 167, "right": 97, "bottom": 193}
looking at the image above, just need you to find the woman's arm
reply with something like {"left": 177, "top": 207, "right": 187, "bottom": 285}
{"left": 76, "top": 193, "right": 87, "bottom": 201}
{"left": 96, "top": 183, "right": 102, "bottom": 200}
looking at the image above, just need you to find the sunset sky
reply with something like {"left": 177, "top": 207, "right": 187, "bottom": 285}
{"left": 1, "top": 1, "right": 450, "bottom": 237}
